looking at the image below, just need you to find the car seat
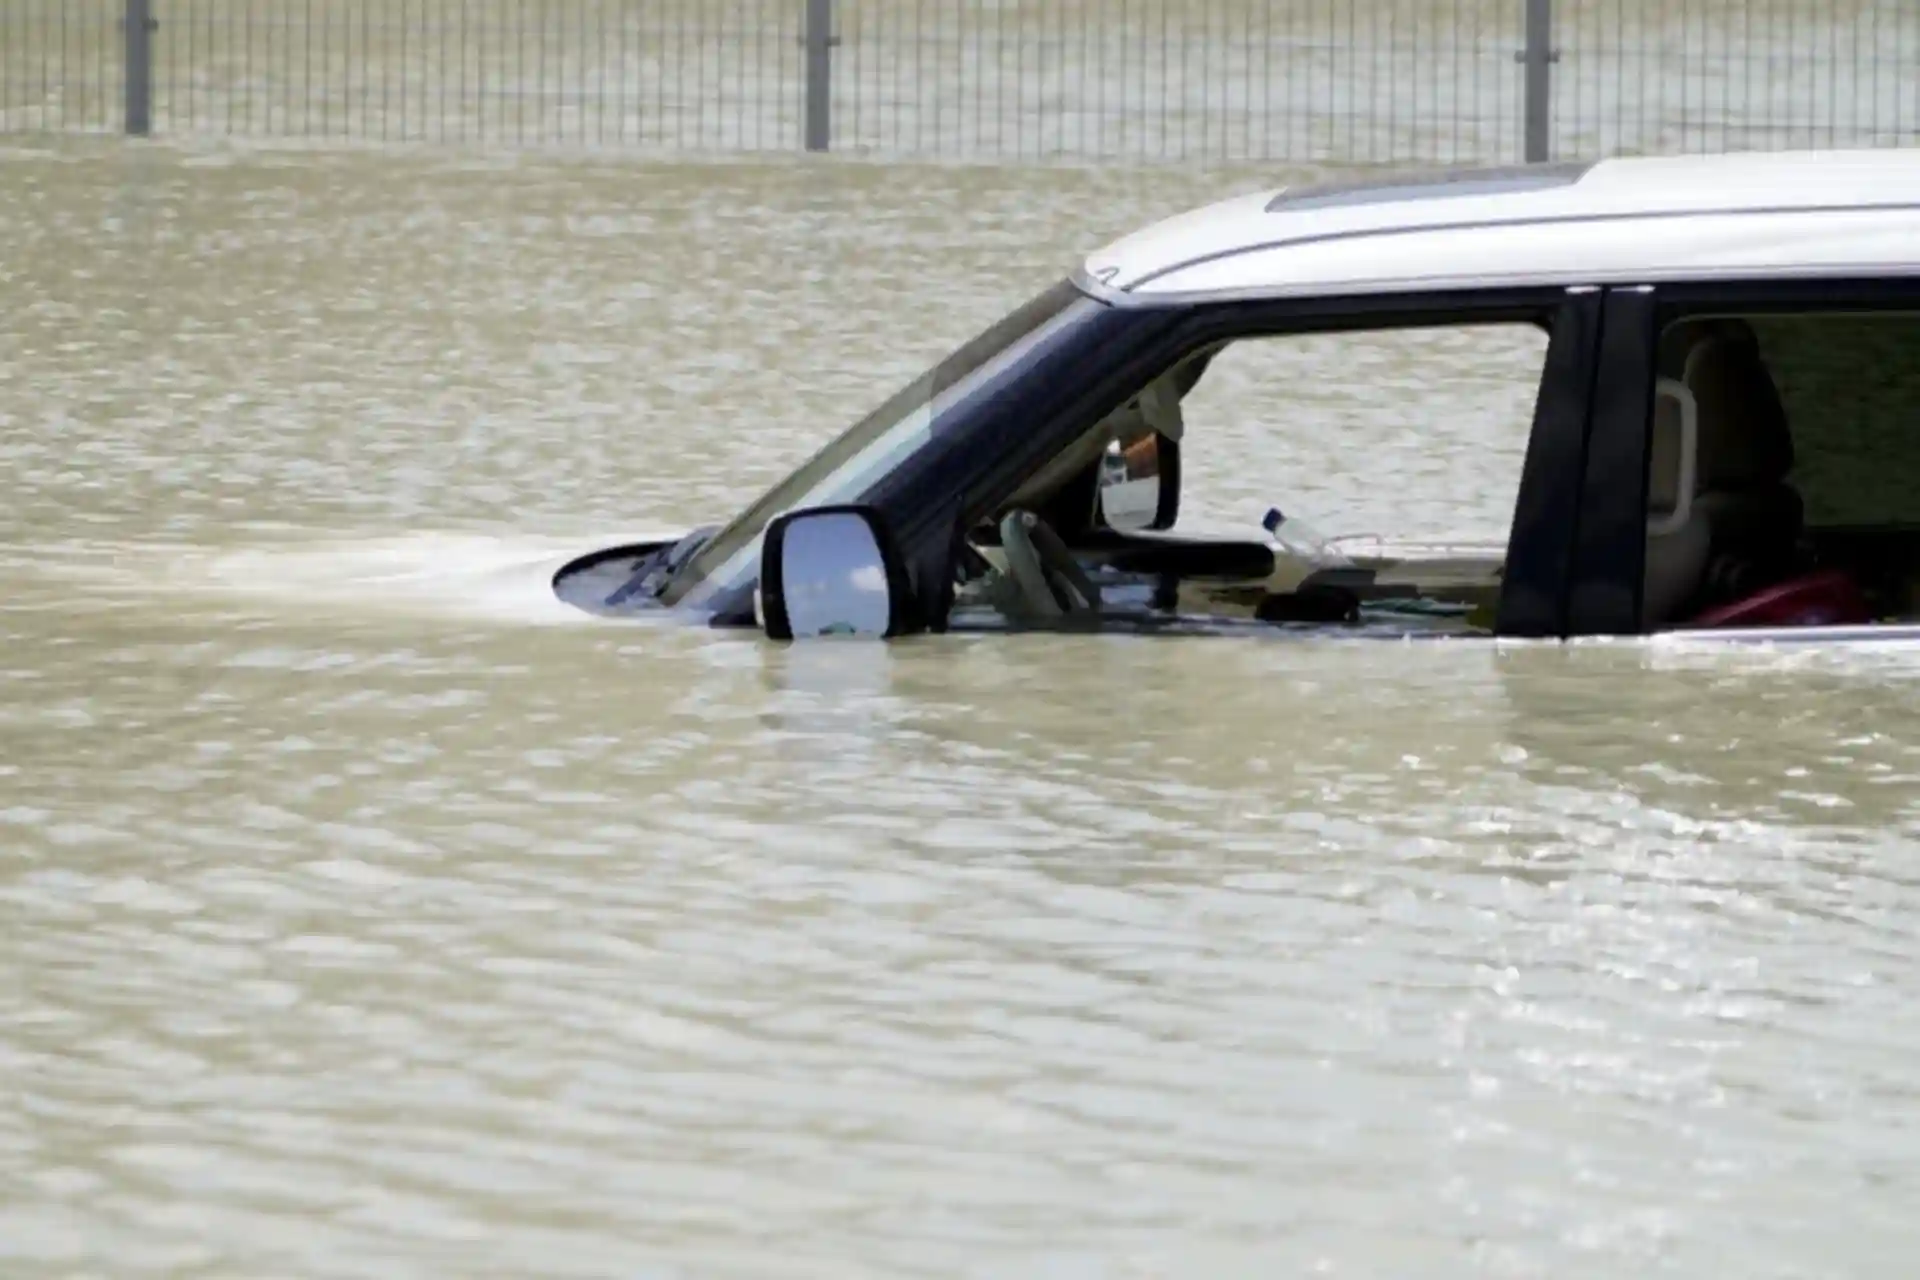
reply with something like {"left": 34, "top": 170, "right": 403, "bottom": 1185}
{"left": 1641, "top": 321, "right": 1804, "bottom": 627}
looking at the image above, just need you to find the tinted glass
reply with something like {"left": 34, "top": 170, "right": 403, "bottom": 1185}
{"left": 1749, "top": 313, "right": 1920, "bottom": 527}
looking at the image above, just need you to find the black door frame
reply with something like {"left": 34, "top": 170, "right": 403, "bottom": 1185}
{"left": 1562, "top": 284, "right": 1659, "bottom": 635}
{"left": 1496, "top": 285, "right": 1605, "bottom": 637}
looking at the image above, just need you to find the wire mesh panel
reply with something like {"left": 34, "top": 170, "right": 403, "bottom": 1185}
{"left": 6, "top": 1, "right": 1920, "bottom": 162}
{"left": 1554, "top": 0, "right": 1920, "bottom": 157}
{"left": 833, "top": 0, "right": 1527, "bottom": 164}
{"left": 143, "top": 0, "right": 803, "bottom": 150}
{"left": 0, "top": 0, "right": 125, "bottom": 133}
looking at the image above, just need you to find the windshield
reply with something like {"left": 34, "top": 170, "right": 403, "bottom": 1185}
{"left": 658, "top": 279, "right": 1095, "bottom": 609}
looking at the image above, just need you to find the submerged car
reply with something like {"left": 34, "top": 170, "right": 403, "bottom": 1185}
{"left": 554, "top": 148, "right": 1920, "bottom": 643}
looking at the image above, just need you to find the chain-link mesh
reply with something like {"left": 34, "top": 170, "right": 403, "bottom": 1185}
{"left": 3, "top": 1, "right": 1915, "bottom": 163}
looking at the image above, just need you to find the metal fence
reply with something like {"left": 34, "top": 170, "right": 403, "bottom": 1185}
{"left": 4, "top": 1, "right": 1917, "bottom": 165}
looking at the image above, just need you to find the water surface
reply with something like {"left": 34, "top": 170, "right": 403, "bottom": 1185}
{"left": 2, "top": 138, "right": 1918, "bottom": 1277}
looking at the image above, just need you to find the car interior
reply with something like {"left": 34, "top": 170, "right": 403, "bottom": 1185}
{"left": 959, "top": 338, "right": 1511, "bottom": 633}
{"left": 961, "top": 306, "right": 1920, "bottom": 636}
{"left": 1646, "top": 311, "right": 1920, "bottom": 631}
{"left": 1642, "top": 318, "right": 1809, "bottom": 627}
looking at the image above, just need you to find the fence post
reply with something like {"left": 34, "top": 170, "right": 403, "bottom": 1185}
{"left": 124, "top": 0, "right": 155, "bottom": 136}
{"left": 1520, "top": 0, "right": 1554, "bottom": 163}
{"left": 803, "top": 0, "right": 833, "bottom": 151}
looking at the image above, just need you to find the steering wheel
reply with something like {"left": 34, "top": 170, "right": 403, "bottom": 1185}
{"left": 998, "top": 509, "right": 1101, "bottom": 618}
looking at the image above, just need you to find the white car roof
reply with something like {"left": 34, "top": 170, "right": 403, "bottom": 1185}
{"left": 1085, "top": 149, "right": 1920, "bottom": 299}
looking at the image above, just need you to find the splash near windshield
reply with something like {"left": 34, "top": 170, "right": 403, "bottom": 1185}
{"left": 658, "top": 279, "right": 1098, "bottom": 610}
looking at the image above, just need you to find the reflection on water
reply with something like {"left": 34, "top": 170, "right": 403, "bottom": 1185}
{"left": 3, "top": 137, "right": 1919, "bottom": 1276}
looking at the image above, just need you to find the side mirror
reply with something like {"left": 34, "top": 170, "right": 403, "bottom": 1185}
{"left": 1095, "top": 432, "right": 1180, "bottom": 531}
{"left": 758, "top": 505, "right": 917, "bottom": 641}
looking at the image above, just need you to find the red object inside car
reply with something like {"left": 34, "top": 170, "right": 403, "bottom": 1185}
{"left": 1687, "top": 568, "right": 1874, "bottom": 629}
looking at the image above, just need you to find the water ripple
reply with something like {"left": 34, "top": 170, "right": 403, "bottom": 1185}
{"left": 2, "top": 140, "right": 1918, "bottom": 1277}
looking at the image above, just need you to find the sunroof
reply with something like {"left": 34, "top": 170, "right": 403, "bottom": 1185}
{"left": 1264, "top": 161, "right": 1594, "bottom": 214}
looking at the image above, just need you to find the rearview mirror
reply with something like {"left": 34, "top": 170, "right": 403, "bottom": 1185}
{"left": 1096, "top": 432, "right": 1180, "bottom": 531}
{"left": 758, "top": 505, "right": 917, "bottom": 641}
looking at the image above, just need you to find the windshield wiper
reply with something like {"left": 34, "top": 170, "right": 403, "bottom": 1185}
{"left": 603, "top": 526, "right": 718, "bottom": 609}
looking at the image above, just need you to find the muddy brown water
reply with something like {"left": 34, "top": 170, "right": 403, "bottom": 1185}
{"left": 2, "top": 136, "right": 1918, "bottom": 1277}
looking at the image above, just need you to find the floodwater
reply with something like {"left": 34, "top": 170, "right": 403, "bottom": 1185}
{"left": 4, "top": 135, "right": 1920, "bottom": 1277}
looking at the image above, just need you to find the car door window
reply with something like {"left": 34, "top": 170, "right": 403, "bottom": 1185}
{"left": 1645, "top": 307, "right": 1920, "bottom": 633}
{"left": 1174, "top": 322, "right": 1551, "bottom": 545}
{"left": 964, "top": 313, "right": 1563, "bottom": 636}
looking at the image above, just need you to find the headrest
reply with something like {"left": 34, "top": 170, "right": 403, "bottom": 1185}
{"left": 1646, "top": 378, "right": 1693, "bottom": 528}
{"left": 1683, "top": 329, "right": 1794, "bottom": 490}
{"left": 1658, "top": 317, "right": 1753, "bottom": 377}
